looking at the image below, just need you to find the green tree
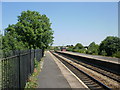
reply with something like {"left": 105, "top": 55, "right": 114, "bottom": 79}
{"left": 66, "top": 45, "right": 74, "bottom": 51}
{"left": 2, "top": 25, "right": 28, "bottom": 52}
{"left": 38, "top": 15, "right": 54, "bottom": 49}
{"left": 112, "top": 51, "right": 120, "bottom": 58}
{"left": 16, "top": 10, "right": 53, "bottom": 49}
{"left": 74, "top": 43, "right": 83, "bottom": 50}
{"left": 78, "top": 48, "right": 86, "bottom": 53}
{"left": 99, "top": 36, "right": 120, "bottom": 56}
{"left": 86, "top": 42, "right": 99, "bottom": 55}
{"left": 3, "top": 10, "right": 54, "bottom": 51}
{"left": 72, "top": 43, "right": 84, "bottom": 52}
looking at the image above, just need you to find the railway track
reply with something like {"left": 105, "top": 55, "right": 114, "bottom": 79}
{"left": 56, "top": 52, "right": 120, "bottom": 83}
{"left": 51, "top": 52, "right": 112, "bottom": 90}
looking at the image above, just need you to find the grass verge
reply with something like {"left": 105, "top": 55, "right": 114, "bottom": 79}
{"left": 25, "top": 58, "right": 44, "bottom": 88}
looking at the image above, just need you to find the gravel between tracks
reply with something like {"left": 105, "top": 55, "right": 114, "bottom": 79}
{"left": 54, "top": 53, "right": 120, "bottom": 89}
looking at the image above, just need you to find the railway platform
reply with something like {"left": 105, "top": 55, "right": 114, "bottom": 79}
{"left": 56, "top": 51, "right": 120, "bottom": 75}
{"left": 37, "top": 51, "right": 88, "bottom": 89}
{"left": 58, "top": 51, "right": 119, "bottom": 64}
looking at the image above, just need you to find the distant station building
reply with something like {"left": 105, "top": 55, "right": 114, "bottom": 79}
{"left": 60, "top": 47, "right": 66, "bottom": 51}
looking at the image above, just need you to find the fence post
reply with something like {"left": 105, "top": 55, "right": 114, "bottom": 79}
{"left": 18, "top": 50, "right": 21, "bottom": 89}
{"left": 42, "top": 49, "right": 44, "bottom": 57}
{"left": 30, "top": 49, "right": 31, "bottom": 74}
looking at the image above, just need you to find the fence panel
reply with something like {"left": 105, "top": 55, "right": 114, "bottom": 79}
{"left": 35, "top": 49, "right": 42, "bottom": 62}
{"left": 20, "top": 50, "right": 28, "bottom": 88}
{"left": 2, "top": 50, "right": 20, "bottom": 88}
{"left": 1, "top": 49, "right": 43, "bottom": 89}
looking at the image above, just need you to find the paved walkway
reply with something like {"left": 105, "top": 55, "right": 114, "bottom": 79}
{"left": 37, "top": 51, "right": 71, "bottom": 88}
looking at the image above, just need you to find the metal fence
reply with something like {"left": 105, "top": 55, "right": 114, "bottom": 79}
{"left": 1, "top": 49, "right": 43, "bottom": 89}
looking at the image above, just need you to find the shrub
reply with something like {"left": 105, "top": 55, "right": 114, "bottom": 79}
{"left": 34, "top": 59, "right": 39, "bottom": 68}
{"left": 112, "top": 51, "right": 120, "bottom": 58}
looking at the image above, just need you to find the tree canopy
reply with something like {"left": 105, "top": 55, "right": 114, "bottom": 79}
{"left": 86, "top": 42, "right": 99, "bottom": 55}
{"left": 2, "top": 10, "right": 54, "bottom": 51}
{"left": 65, "top": 36, "right": 120, "bottom": 58}
{"left": 99, "top": 36, "right": 120, "bottom": 56}
{"left": 74, "top": 43, "right": 83, "bottom": 49}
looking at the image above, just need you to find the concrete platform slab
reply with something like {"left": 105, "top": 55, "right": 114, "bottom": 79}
{"left": 37, "top": 51, "right": 89, "bottom": 89}
{"left": 49, "top": 51, "right": 89, "bottom": 89}
{"left": 37, "top": 51, "right": 71, "bottom": 88}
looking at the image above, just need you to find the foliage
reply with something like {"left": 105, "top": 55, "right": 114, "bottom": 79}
{"left": 71, "top": 43, "right": 86, "bottom": 53}
{"left": 2, "top": 10, "right": 54, "bottom": 51}
{"left": 73, "top": 43, "right": 83, "bottom": 50}
{"left": 86, "top": 42, "right": 99, "bottom": 55}
{"left": 112, "top": 51, "right": 120, "bottom": 58}
{"left": 78, "top": 48, "right": 86, "bottom": 53}
{"left": 98, "top": 50, "right": 107, "bottom": 56}
{"left": 1, "top": 10, "right": 54, "bottom": 89}
{"left": 66, "top": 45, "right": 74, "bottom": 51}
{"left": 72, "top": 49, "right": 79, "bottom": 52}
{"left": 2, "top": 31, "right": 28, "bottom": 52}
{"left": 65, "top": 36, "right": 119, "bottom": 58}
{"left": 54, "top": 46, "right": 60, "bottom": 51}
{"left": 34, "top": 58, "right": 39, "bottom": 68}
{"left": 25, "top": 59, "right": 43, "bottom": 88}
{"left": 99, "top": 36, "right": 120, "bottom": 56}
{"left": 47, "top": 46, "right": 54, "bottom": 50}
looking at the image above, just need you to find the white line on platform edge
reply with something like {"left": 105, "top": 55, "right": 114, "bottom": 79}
{"left": 49, "top": 51, "right": 89, "bottom": 89}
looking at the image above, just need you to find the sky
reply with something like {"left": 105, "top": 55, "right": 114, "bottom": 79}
{"left": 2, "top": 2, "right": 118, "bottom": 46}
{"left": 1, "top": 0, "right": 119, "bottom": 2}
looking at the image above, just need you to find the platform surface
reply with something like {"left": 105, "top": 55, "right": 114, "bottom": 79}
{"left": 37, "top": 51, "right": 89, "bottom": 89}
{"left": 37, "top": 52, "right": 71, "bottom": 88}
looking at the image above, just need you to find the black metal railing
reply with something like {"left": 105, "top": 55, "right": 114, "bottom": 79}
{"left": 1, "top": 49, "right": 43, "bottom": 89}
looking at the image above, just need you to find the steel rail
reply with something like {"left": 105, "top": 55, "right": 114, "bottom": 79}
{"left": 58, "top": 53, "right": 120, "bottom": 83}
{"left": 51, "top": 52, "right": 111, "bottom": 90}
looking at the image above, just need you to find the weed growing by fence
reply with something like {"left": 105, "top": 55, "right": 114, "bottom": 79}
{"left": 25, "top": 58, "right": 43, "bottom": 88}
